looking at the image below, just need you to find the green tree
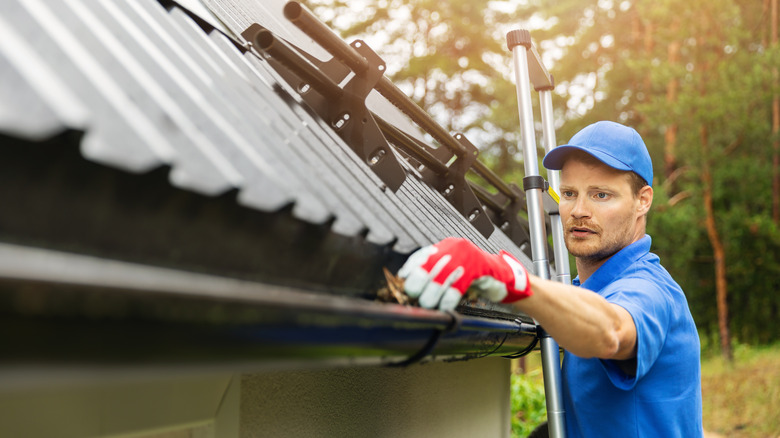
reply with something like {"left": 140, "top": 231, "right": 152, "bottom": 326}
{"left": 308, "top": 0, "right": 780, "bottom": 351}
{"left": 502, "top": 0, "right": 780, "bottom": 354}
{"left": 637, "top": 0, "right": 780, "bottom": 353}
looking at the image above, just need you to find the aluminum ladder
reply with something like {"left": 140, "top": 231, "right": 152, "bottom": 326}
{"left": 507, "top": 28, "right": 572, "bottom": 438}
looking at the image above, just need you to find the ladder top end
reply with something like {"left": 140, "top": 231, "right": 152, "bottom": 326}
{"left": 506, "top": 29, "right": 532, "bottom": 51}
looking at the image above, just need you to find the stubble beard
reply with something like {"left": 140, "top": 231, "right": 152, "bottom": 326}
{"left": 564, "top": 217, "right": 636, "bottom": 265}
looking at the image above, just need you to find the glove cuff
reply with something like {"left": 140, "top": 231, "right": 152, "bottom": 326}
{"left": 496, "top": 251, "right": 532, "bottom": 303}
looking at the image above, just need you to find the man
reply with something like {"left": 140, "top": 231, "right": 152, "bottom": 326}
{"left": 399, "top": 121, "right": 702, "bottom": 437}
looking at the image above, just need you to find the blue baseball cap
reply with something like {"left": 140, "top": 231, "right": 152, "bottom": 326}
{"left": 542, "top": 121, "right": 653, "bottom": 187}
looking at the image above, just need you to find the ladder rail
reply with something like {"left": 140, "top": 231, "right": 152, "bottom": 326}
{"left": 539, "top": 89, "right": 572, "bottom": 286}
{"left": 508, "top": 29, "right": 567, "bottom": 438}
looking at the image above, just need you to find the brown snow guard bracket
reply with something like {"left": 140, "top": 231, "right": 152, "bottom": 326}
{"left": 241, "top": 14, "right": 406, "bottom": 192}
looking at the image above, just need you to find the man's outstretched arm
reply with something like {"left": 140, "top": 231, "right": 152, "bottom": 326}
{"left": 399, "top": 237, "right": 636, "bottom": 361}
{"left": 517, "top": 275, "right": 636, "bottom": 360}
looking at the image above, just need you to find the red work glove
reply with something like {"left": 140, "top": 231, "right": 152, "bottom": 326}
{"left": 398, "top": 237, "right": 532, "bottom": 311}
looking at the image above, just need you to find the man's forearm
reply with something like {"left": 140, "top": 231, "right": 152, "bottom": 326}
{"left": 513, "top": 276, "right": 635, "bottom": 359}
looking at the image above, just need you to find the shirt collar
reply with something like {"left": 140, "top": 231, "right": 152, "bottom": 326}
{"left": 572, "top": 235, "right": 652, "bottom": 291}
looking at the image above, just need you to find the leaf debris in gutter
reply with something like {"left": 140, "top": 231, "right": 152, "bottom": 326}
{"left": 376, "top": 267, "right": 412, "bottom": 305}
{"left": 375, "top": 267, "right": 480, "bottom": 307}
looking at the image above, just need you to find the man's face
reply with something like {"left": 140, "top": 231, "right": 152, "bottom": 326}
{"left": 558, "top": 158, "right": 649, "bottom": 263}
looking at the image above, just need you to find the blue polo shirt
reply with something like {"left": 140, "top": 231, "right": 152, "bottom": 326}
{"left": 562, "top": 235, "right": 702, "bottom": 437}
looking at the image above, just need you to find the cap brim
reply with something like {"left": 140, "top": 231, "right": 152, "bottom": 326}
{"left": 542, "top": 145, "right": 632, "bottom": 173}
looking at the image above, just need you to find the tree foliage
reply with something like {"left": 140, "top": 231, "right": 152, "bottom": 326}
{"left": 307, "top": 0, "right": 780, "bottom": 347}
{"left": 510, "top": 370, "right": 547, "bottom": 437}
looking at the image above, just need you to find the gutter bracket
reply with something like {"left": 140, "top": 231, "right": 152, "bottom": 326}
{"left": 503, "top": 320, "right": 540, "bottom": 358}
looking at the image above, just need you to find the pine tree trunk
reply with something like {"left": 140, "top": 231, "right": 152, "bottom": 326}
{"left": 772, "top": 0, "right": 779, "bottom": 223}
{"left": 664, "top": 19, "right": 680, "bottom": 180}
{"left": 700, "top": 125, "right": 733, "bottom": 361}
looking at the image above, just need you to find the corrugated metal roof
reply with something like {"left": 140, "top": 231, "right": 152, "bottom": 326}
{"left": 0, "top": 0, "right": 547, "bottom": 372}
{"left": 0, "top": 0, "right": 533, "bottom": 266}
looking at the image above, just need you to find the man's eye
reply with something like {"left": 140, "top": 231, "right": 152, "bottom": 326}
{"left": 563, "top": 191, "right": 574, "bottom": 197}
{"left": 596, "top": 192, "right": 608, "bottom": 199}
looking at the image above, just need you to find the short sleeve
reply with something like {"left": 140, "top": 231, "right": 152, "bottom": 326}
{"left": 599, "top": 277, "right": 671, "bottom": 390}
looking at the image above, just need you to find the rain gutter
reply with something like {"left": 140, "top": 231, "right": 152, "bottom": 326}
{"left": 0, "top": 243, "right": 538, "bottom": 373}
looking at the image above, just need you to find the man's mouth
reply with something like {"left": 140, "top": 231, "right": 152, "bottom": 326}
{"left": 569, "top": 226, "right": 597, "bottom": 238}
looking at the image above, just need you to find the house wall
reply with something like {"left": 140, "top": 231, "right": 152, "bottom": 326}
{"left": 241, "top": 358, "right": 512, "bottom": 438}
{"left": 0, "top": 372, "right": 240, "bottom": 438}
{"left": 0, "top": 358, "right": 511, "bottom": 438}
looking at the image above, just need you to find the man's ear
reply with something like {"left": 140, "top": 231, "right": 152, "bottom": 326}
{"left": 637, "top": 185, "right": 653, "bottom": 216}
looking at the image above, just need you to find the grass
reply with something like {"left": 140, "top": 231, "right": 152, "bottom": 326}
{"left": 701, "top": 343, "right": 780, "bottom": 437}
{"left": 511, "top": 343, "right": 780, "bottom": 438}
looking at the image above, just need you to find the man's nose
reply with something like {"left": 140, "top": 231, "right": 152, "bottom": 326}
{"left": 569, "top": 197, "right": 591, "bottom": 219}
